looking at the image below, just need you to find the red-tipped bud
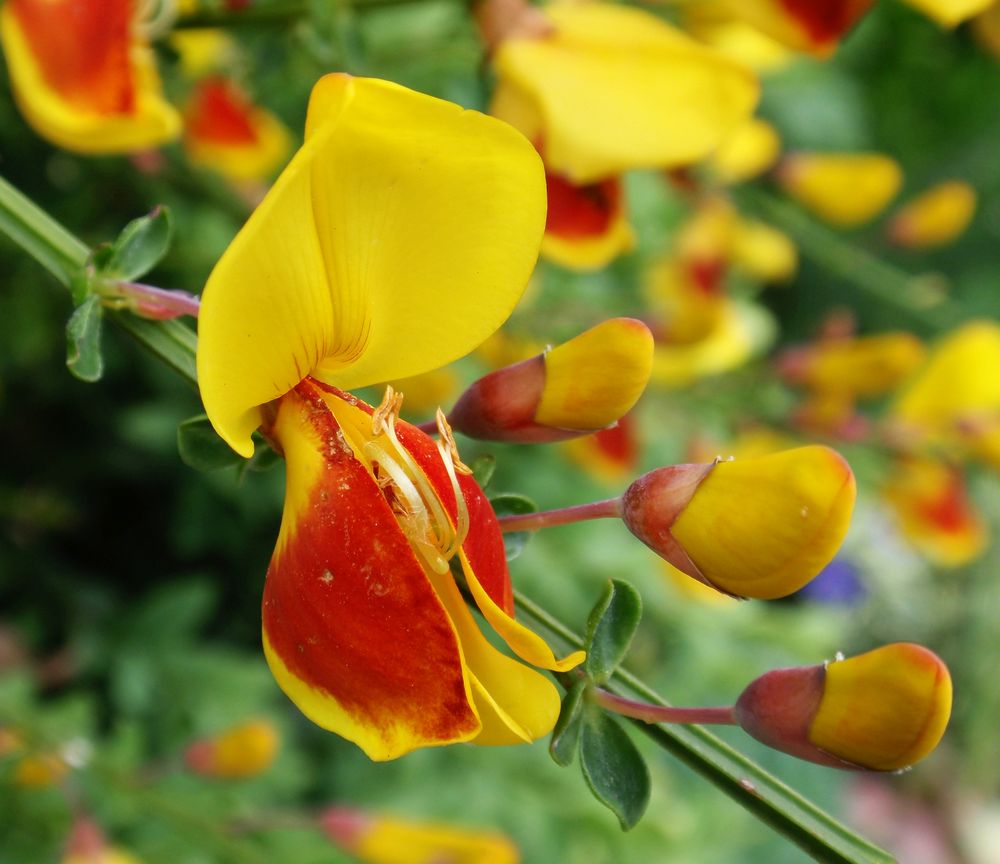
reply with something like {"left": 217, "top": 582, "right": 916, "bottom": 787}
{"left": 447, "top": 318, "right": 652, "bottom": 443}
{"left": 735, "top": 644, "right": 952, "bottom": 771}
{"left": 620, "top": 446, "right": 856, "bottom": 599}
{"left": 184, "top": 719, "right": 279, "bottom": 779}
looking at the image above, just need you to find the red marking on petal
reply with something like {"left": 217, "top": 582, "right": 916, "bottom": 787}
{"left": 263, "top": 383, "right": 478, "bottom": 745}
{"left": 10, "top": 0, "right": 135, "bottom": 114}
{"left": 545, "top": 170, "right": 622, "bottom": 240}
{"left": 778, "top": 0, "right": 875, "bottom": 46}
{"left": 593, "top": 414, "right": 639, "bottom": 472}
{"left": 186, "top": 77, "right": 260, "bottom": 146}
{"left": 917, "top": 469, "right": 975, "bottom": 535}
{"left": 687, "top": 257, "right": 727, "bottom": 296}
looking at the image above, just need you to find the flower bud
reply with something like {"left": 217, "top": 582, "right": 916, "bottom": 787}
{"left": 777, "top": 152, "right": 902, "bottom": 227}
{"left": 887, "top": 180, "right": 976, "bottom": 249}
{"left": 730, "top": 219, "right": 797, "bottom": 283}
{"left": 184, "top": 719, "right": 279, "bottom": 779}
{"left": 620, "top": 446, "right": 855, "bottom": 599}
{"left": 447, "top": 318, "right": 652, "bottom": 443}
{"left": 735, "top": 643, "right": 952, "bottom": 771}
{"left": 707, "top": 117, "right": 781, "bottom": 185}
{"left": 320, "top": 807, "right": 520, "bottom": 864}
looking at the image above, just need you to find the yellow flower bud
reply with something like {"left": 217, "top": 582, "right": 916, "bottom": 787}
{"left": 887, "top": 180, "right": 976, "bottom": 249}
{"left": 185, "top": 720, "right": 280, "bottom": 779}
{"left": 448, "top": 318, "right": 652, "bottom": 443}
{"left": 620, "top": 446, "right": 856, "bottom": 598}
{"left": 777, "top": 152, "right": 902, "bottom": 227}
{"left": 730, "top": 218, "right": 798, "bottom": 282}
{"left": 735, "top": 643, "right": 952, "bottom": 771}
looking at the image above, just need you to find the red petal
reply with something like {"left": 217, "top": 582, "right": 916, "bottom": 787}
{"left": 545, "top": 170, "right": 623, "bottom": 240}
{"left": 186, "top": 77, "right": 260, "bottom": 146}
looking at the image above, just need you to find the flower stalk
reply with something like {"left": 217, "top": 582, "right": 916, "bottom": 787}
{"left": 497, "top": 498, "right": 621, "bottom": 532}
{"left": 592, "top": 689, "right": 737, "bottom": 727}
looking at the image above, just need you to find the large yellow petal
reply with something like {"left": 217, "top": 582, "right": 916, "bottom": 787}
{"left": 493, "top": 3, "right": 759, "bottom": 183}
{"left": 198, "top": 74, "right": 546, "bottom": 456}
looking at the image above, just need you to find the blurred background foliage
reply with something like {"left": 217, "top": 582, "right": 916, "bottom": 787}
{"left": 2, "top": 0, "right": 1000, "bottom": 862}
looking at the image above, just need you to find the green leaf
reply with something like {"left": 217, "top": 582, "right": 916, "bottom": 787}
{"left": 105, "top": 206, "right": 173, "bottom": 281}
{"left": 550, "top": 678, "right": 587, "bottom": 767}
{"left": 177, "top": 415, "right": 244, "bottom": 472}
{"left": 579, "top": 704, "right": 651, "bottom": 831}
{"left": 488, "top": 492, "right": 537, "bottom": 561}
{"left": 585, "top": 580, "right": 642, "bottom": 685}
{"left": 470, "top": 454, "right": 496, "bottom": 489}
{"left": 65, "top": 295, "right": 104, "bottom": 383}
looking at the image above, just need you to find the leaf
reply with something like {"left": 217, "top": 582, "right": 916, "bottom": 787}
{"left": 488, "top": 492, "right": 537, "bottom": 561}
{"left": 585, "top": 580, "right": 642, "bottom": 685}
{"left": 470, "top": 453, "right": 496, "bottom": 489}
{"left": 550, "top": 678, "right": 587, "bottom": 767}
{"left": 65, "top": 294, "right": 104, "bottom": 382}
{"left": 579, "top": 704, "right": 651, "bottom": 831}
{"left": 105, "top": 206, "right": 173, "bottom": 281}
{"left": 177, "top": 415, "right": 244, "bottom": 472}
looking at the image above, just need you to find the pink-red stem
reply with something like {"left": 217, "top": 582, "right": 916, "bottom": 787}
{"left": 116, "top": 282, "right": 202, "bottom": 320}
{"left": 593, "top": 688, "right": 737, "bottom": 726}
{"left": 497, "top": 497, "right": 622, "bottom": 533}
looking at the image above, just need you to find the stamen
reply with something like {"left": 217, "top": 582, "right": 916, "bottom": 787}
{"left": 435, "top": 408, "right": 473, "bottom": 475}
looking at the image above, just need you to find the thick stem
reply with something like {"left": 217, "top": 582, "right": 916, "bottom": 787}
{"left": 497, "top": 497, "right": 621, "bottom": 532}
{"left": 592, "top": 688, "right": 737, "bottom": 727}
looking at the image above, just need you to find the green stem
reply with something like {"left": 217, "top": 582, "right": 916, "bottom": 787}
{"left": 514, "top": 590, "right": 895, "bottom": 864}
{"left": 0, "top": 175, "right": 89, "bottom": 286}
{"left": 741, "top": 188, "right": 964, "bottom": 333}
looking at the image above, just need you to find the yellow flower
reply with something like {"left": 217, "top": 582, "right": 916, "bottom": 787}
{"left": 735, "top": 643, "right": 952, "bottom": 770}
{"left": 183, "top": 76, "right": 292, "bottom": 183}
{"left": 887, "top": 180, "right": 977, "bottom": 249}
{"left": 447, "top": 318, "right": 653, "bottom": 443}
{"left": 882, "top": 455, "right": 988, "bottom": 567}
{"left": 184, "top": 720, "right": 280, "bottom": 779}
{"left": 0, "top": 0, "right": 180, "bottom": 154}
{"left": 777, "top": 152, "right": 903, "bottom": 227}
{"left": 706, "top": 116, "right": 782, "bottom": 185}
{"left": 198, "top": 75, "right": 583, "bottom": 760}
{"left": 562, "top": 413, "right": 641, "bottom": 485}
{"left": 486, "top": 0, "right": 758, "bottom": 268}
{"left": 900, "top": 0, "right": 994, "bottom": 27}
{"left": 890, "top": 320, "right": 1000, "bottom": 468}
{"left": 682, "top": 0, "right": 876, "bottom": 56}
{"left": 620, "top": 446, "right": 856, "bottom": 599}
{"left": 321, "top": 808, "right": 520, "bottom": 864}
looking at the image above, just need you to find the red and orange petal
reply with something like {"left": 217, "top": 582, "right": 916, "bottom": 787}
{"left": 541, "top": 170, "right": 634, "bottom": 270}
{"left": 0, "top": 0, "right": 180, "bottom": 153}
{"left": 883, "top": 456, "right": 988, "bottom": 567}
{"left": 184, "top": 77, "right": 291, "bottom": 182}
{"left": 563, "top": 413, "right": 640, "bottom": 485}
{"left": 714, "top": 0, "right": 875, "bottom": 55}
{"left": 262, "top": 381, "right": 579, "bottom": 759}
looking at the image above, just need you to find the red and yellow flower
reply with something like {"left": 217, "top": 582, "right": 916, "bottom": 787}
{"left": 0, "top": 0, "right": 180, "bottom": 153}
{"left": 483, "top": 0, "right": 758, "bottom": 269}
{"left": 198, "top": 74, "right": 583, "bottom": 760}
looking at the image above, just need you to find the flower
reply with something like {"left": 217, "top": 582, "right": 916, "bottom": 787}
{"left": 184, "top": 719, "right": 280, "bottom": 778}
{"left": 887, "top": 180, "right": 977, "bottom": 249}
{"left": 776, "top": 152, "right": 903, "bottom": 227}
{"left": 0, "top": 0, "right": 180, "bottom": 154}
{"left": 183, "top": 76, "right": 291, "bottom": 182}
{"left": 882, "top": 455, "right": 988, "bottom": 567}
{"left": 198, "top": 74, "right": 583, "bottom": 759}
{"left": 735, "top": 643, "right": 952, "bottom": 770}
{"left": 446, "top": 318, "right": 653, "bottom": 443}
{"left": 705, "top": 116, "right": 782, "bottom": 184}
{"left": 320, "top": 807, "right": 520, "bottom": 864}
{"left": 900, "top": 0, "right": 994, "bottom": 27}
{"left": 484, "top": 0, "right": 758, "bottom": 269}
{"left": 685, "top": 0, "right": 876, "bottom": 56}
{"left": 563, "top": 412, "right": 640, "bottom": 485}
{"left": 620, "top": 446, "right": 856, "bottom": 598}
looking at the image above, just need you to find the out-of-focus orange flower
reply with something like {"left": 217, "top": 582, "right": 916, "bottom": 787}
{"left": 563, "top": 412, "right": 641, "bottom": 485}
{"left": 735, "top": 643, "right": 952, "bottom": 770}
{"left": 184, "top": 720, "right": 280, "bottom": 779}
{"left": 887, "top": 180, "right": 976, "bottom": 249}
{"left": 183, "top": 76, "right": 291, "bottom": 182}
{"left": 0, "top": 0, "right": 180, "bottom": 153}
{"left": 882, "top": 455, "right": 988, "bottom": 567}
{"left": 900, "top": 0, "right": 995, "bottom": 27}
{"left": 321, "top": 807, "right": 520, "bottom": 864}
{"left": 620, "top": 446, "right": 856, "bottom": 598}
{"left": 777, "top": 152, "right": 903, "bottom": 227}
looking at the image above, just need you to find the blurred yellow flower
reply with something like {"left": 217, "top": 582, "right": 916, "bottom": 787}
{"left": 887, "top": 180, "right": 976, "bottom": 249}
